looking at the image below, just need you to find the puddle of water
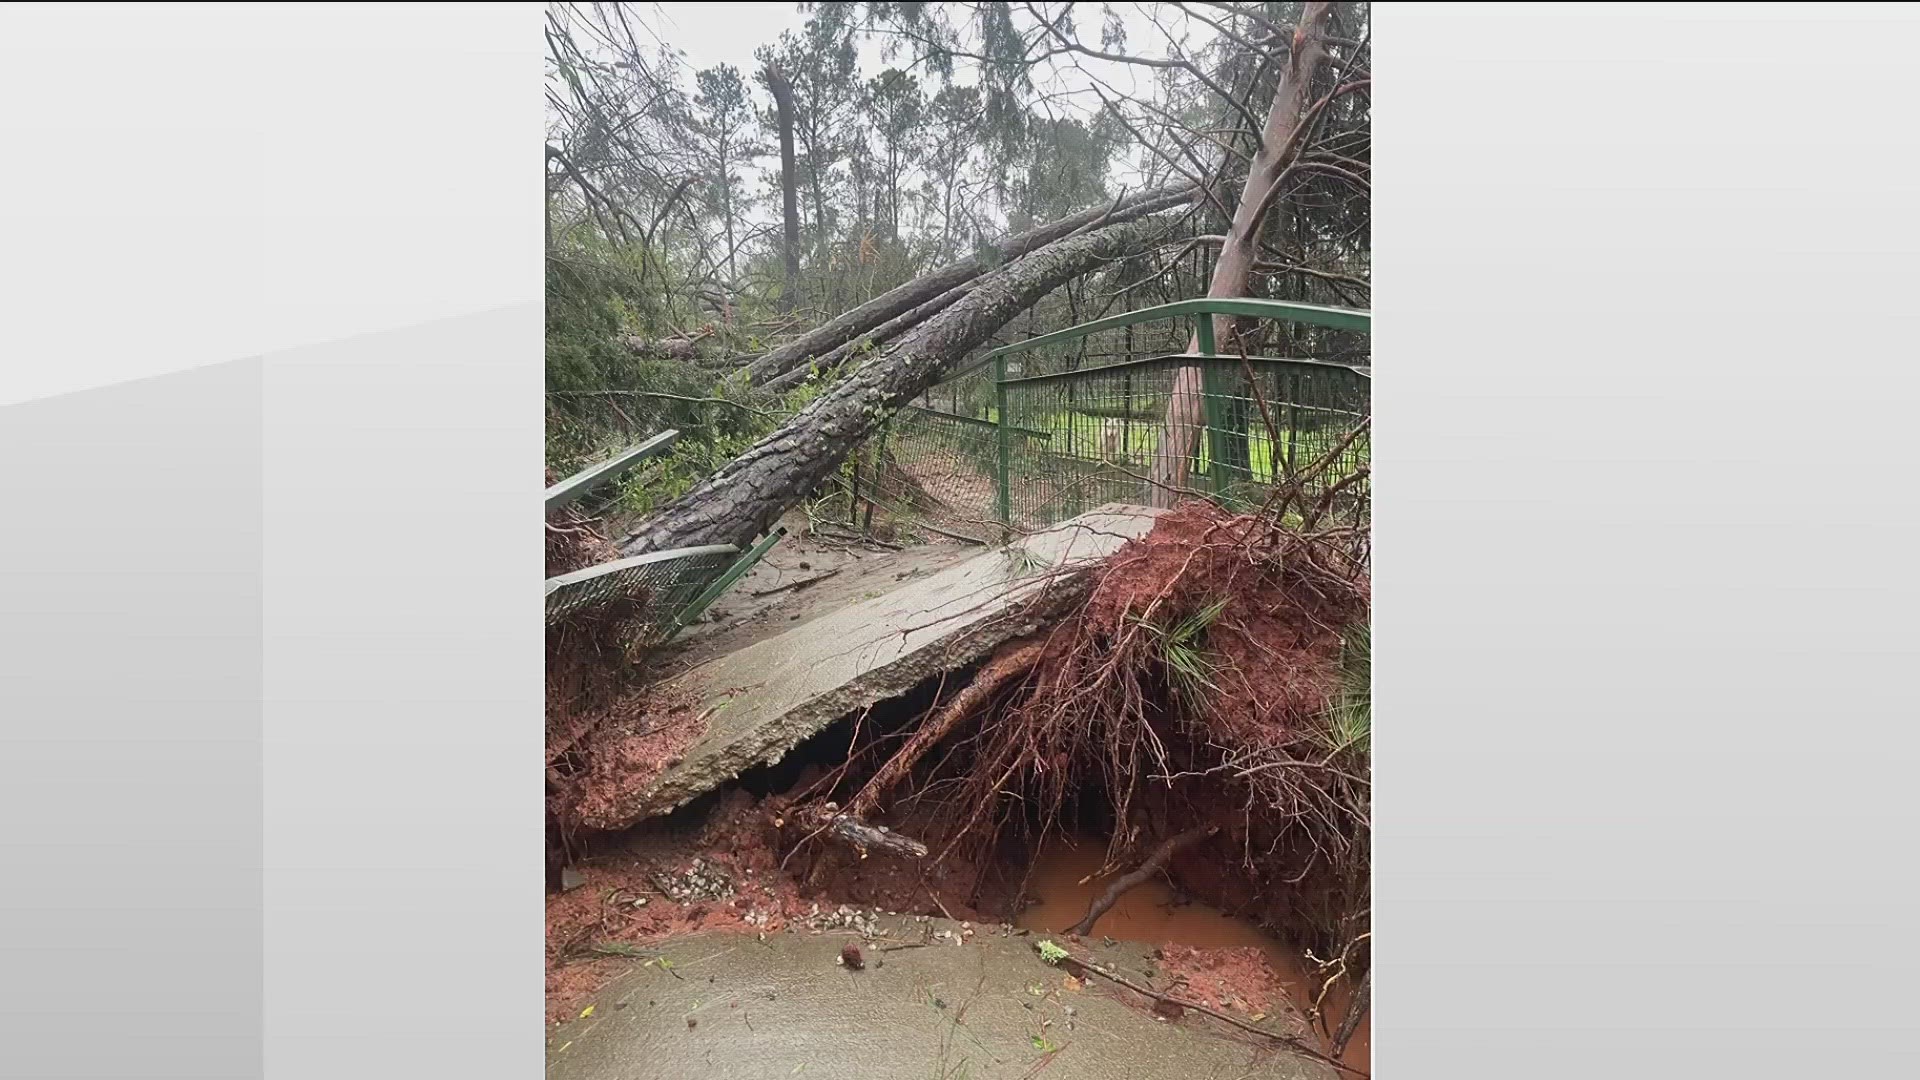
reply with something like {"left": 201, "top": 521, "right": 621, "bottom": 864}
{"left": 1012, "top": 835, "right": 1369, "bottom": 1074}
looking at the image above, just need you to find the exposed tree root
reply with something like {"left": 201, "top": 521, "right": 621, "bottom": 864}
{"left": 1065, "top": 824, "right": 1219, "bottom": 936}
{"left": 846, "top": 636, "right": 1048, "bottom": 820}
{"left": 821, "top": 811, "right": 930, "bottom": 860}
{"left": 1330, "top": 967, "right": 1370, "bottom": 1059}
{"left": 787, "top": 497, "right": 1371, "bottom": 1006}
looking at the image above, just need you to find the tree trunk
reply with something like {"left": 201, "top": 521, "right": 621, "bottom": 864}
{"left": 1149, "top": 2, "right": 1333, "bottom": 507}
{"left": 742, "top": 183, "right": 1197, "bottom": 387}
{"left": 624, "top": 215, "right": 1176, "bottom": 556}
{"left": 764, "top": 62, "right": 802, "bottom": 314}
{"left": 760, "top": 278, "right": 977, "bottom": 392}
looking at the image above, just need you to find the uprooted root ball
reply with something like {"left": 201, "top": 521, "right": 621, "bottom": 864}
{"left": 836, "top": 500, "right": 1370, "bottom": 962}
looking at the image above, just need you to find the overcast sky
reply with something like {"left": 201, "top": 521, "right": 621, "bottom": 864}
{"left": 652, "top": 2, "right": 812, "bottom": 74}
{"left": 651, "top": 1, "right": 1201, "bottom": 121}
{"left": 599, "top": 3, "right": 1219, "bottom": 226}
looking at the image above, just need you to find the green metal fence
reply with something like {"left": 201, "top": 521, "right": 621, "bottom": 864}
{"left": 545, "top": 437, "right": 784, "bottom": 635}
{"left": 857, "top": 297, "right": 1371, "bottom": 549}
{"left": 994, "top": 354, "right": 1369, "bottom": 527}
{"left": 549, "top": 298, "right": 1371, "bottom": 564}
{"left": 545, "top": 544, "right": 741, "bottom": 628}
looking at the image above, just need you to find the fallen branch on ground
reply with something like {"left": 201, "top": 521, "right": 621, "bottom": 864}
{"left": 1064, "top": 825, "right": 1218, "bottom": 936}
{"left": 1044, "top": 943, "right": 1362, "bottom": 1077}
{"left": 1330, "top": 967, "right": 1369, "bottom": 1059}
{"left": 822, "top": 811, "right": 930, "bottom": 860}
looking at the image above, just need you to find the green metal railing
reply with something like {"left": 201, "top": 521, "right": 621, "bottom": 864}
{"left": 551, "top": 299, "right": 1370, "bottom": 583}
{"left": 544, "top": 531, "right": 786, "bottom": 637}
{"left": 545, "top": 431, "right": 784, "bottom": 635}
{"left": 545, "top": 544, "right": 740, "bottom": 629}
{"left": 975, "top": 298, "right": 1369, "bottom": 369}
{"left": 994, "top": 353, "right": 1369, "bottom": 526}
{"left": 858, "top": 297, "right": 1371, "bottom": 547}
{"left": 546, "top": 428, "right": 679, "bottom": 514}
{"left": 659, "top": 527, "right": 787, "bottom": 641}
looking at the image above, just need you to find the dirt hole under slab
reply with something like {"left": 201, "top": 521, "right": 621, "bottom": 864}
{"left": 549, "top": 669, "right": 1370, "bottom": 1073}
{"left": 548, "top": 503, "right": 1371, "bottom": 1070}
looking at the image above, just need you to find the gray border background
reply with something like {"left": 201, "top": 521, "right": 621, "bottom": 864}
{"left": 1, "top": 6, "right": 540, "bottom": 1079}
{"left": 3, "top": 361, "right": 266, "bottom": 1077}
{"left": 3, "top": 3, "right": 1920, "bottom": 1078}
{"left": 1379, "top": 3, "right": 1920, "bottom": 1075}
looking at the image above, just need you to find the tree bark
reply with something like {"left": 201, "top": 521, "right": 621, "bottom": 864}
{"left": 1150, "top": 2, "right": 1333, "bottom": 507}
{"left": 821, "top": 812, "right": 930, "bottom": 860}
{"left": 742, "top": 183, "right": 1197, "bottom": 387}
{"left": 760, "top": 278, "right": 978, "bottom": 392}
{"left": 764, "top": 62, "right": 802, "bottom": 314}
{"left": 623, "top": 215, "right": 1178, "bottom": 556}
{"left": 620, "top": 333, "right": 714, "bottom": 362}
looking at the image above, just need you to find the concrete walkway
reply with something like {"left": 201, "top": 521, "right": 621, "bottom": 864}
{"left": 582, "top": 506, "right": 1163, "bottom": 829}
{"left": 547, "top": 916, "right": 1335, "bottom": 1080}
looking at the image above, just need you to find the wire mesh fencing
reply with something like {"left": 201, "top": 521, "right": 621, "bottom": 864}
{"left": 547, "top": 301, "right": 1370, "bottom": 563}
{"left": 852, "top": 323, "right": 1370, "bottom": 552}
{"left": 998, "top": 355, "right": 1371, "bottom": 531}
{"left": 543, "top": 544, "right": 740, "bottom": 637}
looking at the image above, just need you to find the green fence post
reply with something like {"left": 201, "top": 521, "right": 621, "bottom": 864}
{"left": 994, "top": 353, "right": 1012, "bottom": 538}
{"left": 664, "top": 528, "right": 787, "bottom": 641}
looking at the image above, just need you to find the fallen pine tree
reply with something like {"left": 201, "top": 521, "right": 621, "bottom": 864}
{"left": 739, "top": 182, "right": 1198, "bottom": 388}
{"left": 621, "top": 208, "right": 1194, "bottom": 557}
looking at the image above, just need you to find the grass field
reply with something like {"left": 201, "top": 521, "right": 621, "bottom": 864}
{"left": 878, "top": 398, "right": 1370, "bottom": 533}
{"left": 996, "top": 406, "right": 1369, "bottom": 485}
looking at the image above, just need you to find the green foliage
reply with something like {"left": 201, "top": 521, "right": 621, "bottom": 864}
{"left": 606, "top": 376, "right": 828, "bottom": 516}
{"left": 1009, "top": 115, "right": 1123, "bottom": 228}
{"left": 1159, "top": 596, "right": 1229, "bottom": 708}
{"left": 1036, "top": 939, "right": 1069, "bottom": 965}
{"left": 546, "top": 215, "right": 828, "bottom": 507}
{"left": 1319, "top": 622, "right": 1371, "bottom": 757}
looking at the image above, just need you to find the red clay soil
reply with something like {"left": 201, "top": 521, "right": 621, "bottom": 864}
{"left": 788, "top": 795, "right": 988, "bottom": 922}
{"left": 546, "top": 789, "right": 984, "bottom": 1023}
{"left": 546, "top": 501, "right": 1371, "bottom": 1030}
{"left": 545, "top": 468, "right": 622, "bottom": 578}
{"left": 1154, "top": 944, "right": 1289, "bottom": 1016}
{"left": 563, "top": 684, "right": 713, "bottom": 829}
{"left": 544, "top": 486, "right": 725, "bottom": 833}
{"left": 1076, "top": 500, "right": 1366, "bottom": 749}
{"left": 546, "top": 793, "right": 800, "bottom": 1022}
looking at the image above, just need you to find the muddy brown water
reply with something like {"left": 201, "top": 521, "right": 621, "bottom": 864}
{"left": 1012, "top": 836, "right": 1370, "bottom": 1074}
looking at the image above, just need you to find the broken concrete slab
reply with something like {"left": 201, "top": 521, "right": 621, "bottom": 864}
{"left": 579, "top": 506, "right": 1162, "bottom": 829}
{"left": 546, "top": 917, "right": 1334, "bottom": 1080}
{"left": 659, "top": 536, "right": 979, "bottom": 676}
